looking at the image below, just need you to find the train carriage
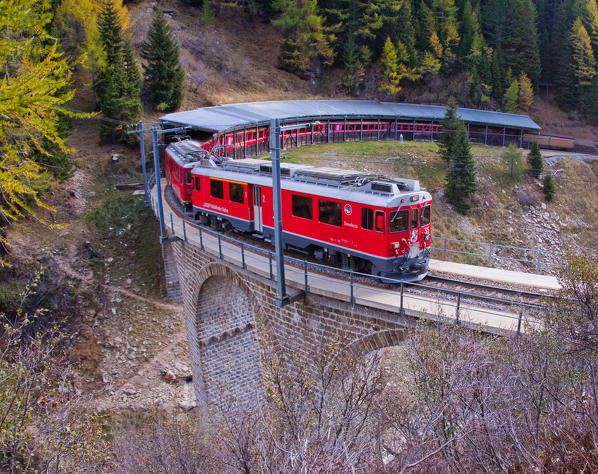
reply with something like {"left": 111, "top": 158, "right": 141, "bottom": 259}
{"left": 186, "top": 152, "right": 432, "bottom": 281}
{"left": 164, "top": 140, "right": 214, "bottom": 208}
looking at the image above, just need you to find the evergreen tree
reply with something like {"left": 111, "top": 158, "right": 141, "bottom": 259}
{"left": 0, "top": 0, "right": 88, "bottom": 230}
{"left": 585, "top": 75, "right": 598, "bottom": 123}
{"left": 504, "top": 0, "right": 541, "bottom": 86}
{"left": 542, "top": 172, "right": 555, "bottom": 201}
{"left": 379, "top": 36, "right": 400, "bottom": 95}
{"left": 438, "top": 98, "right": 462, "bottom": 164}
{"left": 357, "top": 0, "right": 402, "bottom": 56}
{"left": 431, "top": 0, "right": 460, "bottom": 67}
{"left": 527, "top": 141, "right": 543, "bottom": 177}
{"left": 96, "top": 0, "right": 141, "bottom": 142}
{"left": 570, "top": 18, "right": 597, "bottom": 87}
{"left": 140, "top": 11, "right": 184, "bottom": 112}
{"left": 340, "top": 32, "right": 364, "bottom": 95}
{"left": 502, "top": 143, "right": 525, "bottom": 181}
{"left": 489, "top": 49, "right": 504, "bottom": 99}
{"left": 445, "top": 130, "right": 477, "bottom": 214}
{"left": 97, "top": 0, "right": 123, "bottom": 65}
{"left": 481, "top": 0, "right": 508, "bottom": 50}
{"left": 458, "top": 0, "right": 475, "bottom": 65}
{"left": 272, "top": 0, "right": 334, "bottom": 74}
{"left": 504, "top": 79, "right": 519, "bottom": 112}
{"left": 394, "top": 0, "right": 417, "bottom": 65}
{"left": 518, "top": 71, "right": 534, "bottom": 111}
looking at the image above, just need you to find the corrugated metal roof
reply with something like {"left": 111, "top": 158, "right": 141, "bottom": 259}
{"left": 161, "top": 100, "right": 541, "bottom": 133}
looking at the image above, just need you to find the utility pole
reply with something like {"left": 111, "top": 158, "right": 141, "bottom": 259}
{"left": 152, "top": 126, "right": 167, "bottom": 242}
{"left": 139, "top": 120, "right": 149, "bottom": 205}
{"left": 270, "top": 119, "right": 315, "bottom": 307}
{"left": 128, "top": 122, "right": 190, "bottom": 244}
{"left": 271, "top": 118, "right": 288, "bottom": 307}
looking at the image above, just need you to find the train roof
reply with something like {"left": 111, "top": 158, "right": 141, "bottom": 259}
{"left": 161, "top": 99, "right": 541, "bottom": 133}
{"left": 191, "top": 157, "right": 429, "bottom": 207}
{"left": 166, "top": 139, "right": 222, "bottom": 167}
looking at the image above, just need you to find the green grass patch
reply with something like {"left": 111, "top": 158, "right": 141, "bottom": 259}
{"left": 88, "top": 191, "right": 163, "bottom": 296}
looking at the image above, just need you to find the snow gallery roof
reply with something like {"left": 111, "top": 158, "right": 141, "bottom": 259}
{"left": 161, "top": 100, "right": 541, "bottom": 133}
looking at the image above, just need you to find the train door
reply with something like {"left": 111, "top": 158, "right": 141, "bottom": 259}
{"left": 253, "top": 185, "right": 263, "bottom": 233}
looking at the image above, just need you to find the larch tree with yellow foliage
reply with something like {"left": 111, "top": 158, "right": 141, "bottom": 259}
{"left": 0, "top": 0, "right": 87, "bottom": 246}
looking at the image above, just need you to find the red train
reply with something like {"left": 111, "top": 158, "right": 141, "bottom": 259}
{"left": 198, "top": 120, "right": 440, "bottom": 155}
{"left": 165, "top": 140, "right": 432, "bottom": 281}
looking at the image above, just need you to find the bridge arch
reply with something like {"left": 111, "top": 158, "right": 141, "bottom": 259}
{"left": 345, "top": 329, "right": 408, "bottom": 359}
{"left": 188, "top": 262, "right": 268, "bottom": 416}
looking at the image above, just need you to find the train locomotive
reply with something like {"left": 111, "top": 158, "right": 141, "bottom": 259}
{"left": 165, "top": 140, "right": 432, "bottom": 281}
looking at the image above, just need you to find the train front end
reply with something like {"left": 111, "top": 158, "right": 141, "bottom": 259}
{"left": 377, "top": 182, "right": 432, "bottom": 282}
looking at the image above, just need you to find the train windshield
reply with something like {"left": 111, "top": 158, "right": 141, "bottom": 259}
{"left": 420, "top": 205, "right": 431, "bottom": 226}
{"left": 389, "top": 209, "right": 409, "bottom": 233}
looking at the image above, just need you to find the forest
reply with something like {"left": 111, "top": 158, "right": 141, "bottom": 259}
{"left": 199, "top": 0, "right": 598, "bottom": 121}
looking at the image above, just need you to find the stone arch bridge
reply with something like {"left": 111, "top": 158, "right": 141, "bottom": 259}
{"left": 156, "top": 189, "right": 528, "bottom": 416}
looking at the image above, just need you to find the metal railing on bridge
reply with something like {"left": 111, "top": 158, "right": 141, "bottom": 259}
{"left": 152, "top": 194, "right": 547, "bottom": 337}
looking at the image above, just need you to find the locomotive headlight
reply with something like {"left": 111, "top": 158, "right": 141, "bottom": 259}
{"left": 410, "top": 195, "right": 419, "bottom": 202}
{"left": 393, "top": 242, "right": 400, "bottom": 249}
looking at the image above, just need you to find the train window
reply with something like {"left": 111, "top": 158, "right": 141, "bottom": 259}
{"left": 411, "top": 208, "right": 419, "bottom": 229}
{"left": 375, "top": 210, "right": 385, "bottom": 232}
{"left": 389, "top": 210, "right": 409, "bottom": 233}
{"left": 292, "top": 194, "right": 313, "bottom": 220}
{"left": 229, "top": 183, "right": 244, "bottom": 204}
{"left": 194, "top": 177, "right": 201, "bottom": 192}
{"left": 210, "top": 179, "right": 224, "bottom": 199}
{"left": 319, "top": 199, "right": 342, "bottom": 226}
{"left": 185, "top": 171, "right": 192, "bottom": 185}
{"left": 420, "top": 205, "right": 431, "bottom": 226}
{"left": 361, "top": 208, "right": 373, "bottom": 230}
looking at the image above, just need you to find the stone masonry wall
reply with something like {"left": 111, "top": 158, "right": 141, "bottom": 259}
{"left": 169, "top": 238, "right": 414, "bottom": 417}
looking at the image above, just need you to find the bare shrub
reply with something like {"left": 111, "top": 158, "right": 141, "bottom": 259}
{"left": 516, "top": 189, "right": 543, "bottom": 207}
{"left": 111, "top": 256, "right": 598, "bottom": 472}
{"left": 0, "top": 269, "right": 103, "bottom": 473}
{"left": 113, "top": 411, "right": 215, "bottom": 474}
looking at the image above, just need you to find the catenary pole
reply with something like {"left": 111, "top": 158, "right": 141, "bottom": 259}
{"left": 139, "top": 120, "right": 149, "bottom": 205}
{"left": 271, "top": 118, "right": 288, "bottom": 306}
{"left": 152, "top": 127, "right": 167, "bottom": 242}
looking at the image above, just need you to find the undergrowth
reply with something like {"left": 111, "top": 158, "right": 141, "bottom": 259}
{"left": 88, "top": 191, "right": 163, "bottom": 296}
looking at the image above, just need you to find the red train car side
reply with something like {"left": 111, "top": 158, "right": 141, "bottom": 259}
{"left": 188, "top": 157, "right": 432, "bottom": 281}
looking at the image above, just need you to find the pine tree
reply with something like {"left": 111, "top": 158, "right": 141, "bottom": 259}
{"left": 489, "top": 49, "right": 504, "bottom": 99}
{"left": 445, "top": 130, "right": 477, "bottom": 214}
{"left": 585, "top": 75, "right": 598, "bottom": 123}
{"left": 272, "top": 0, "right": 334, "bottom": 74}
{"left": 97, "top": 0, "right": 123, "bottom": 65}
{"left": 458, "top": 0, "right": 475, "bottom": 65}
{"left": 393, "top": 0, "right": 416, "bottom": 65}
{"left": 570, "top": 18, "right": 597, "bottom": 87}
{"left": 502, "top": 143, "right": 525, "bottom": 181}
{"left": 542, "top": 172, "right": 555, "bottom": 201}
{"left": 504, "top": 79, "right": 519, "bottom": 112}
{"left": 438, "top": 98, "right": 462, "bottom": 164}
{"left": 140, "top": 11, "right": 184, "bottom": 112}
{"left": 518, "top": 71, "right": 534, "bottom": 111}
{"left": 356, "top": 0, "right": 401, "bottom": 56}
{"left": 0, "top": 0, "right": 88, "bottom": 234}
{"left": 431, "top": 0, "right": 460, "bottom": 67}
{"left": 379, "top": 36, "right": 400, "bottom": 95}
{"left": 97, "top": 0, "right": 141, "bottom": 142}
{"left": 340, "top": 32, "right": 364, "bottom": 95}
{"left": 527, "top": 141, "right": 543, "bottom": 177}
{"left": 504, "top": 0, "right": 541, "bottom": 86}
